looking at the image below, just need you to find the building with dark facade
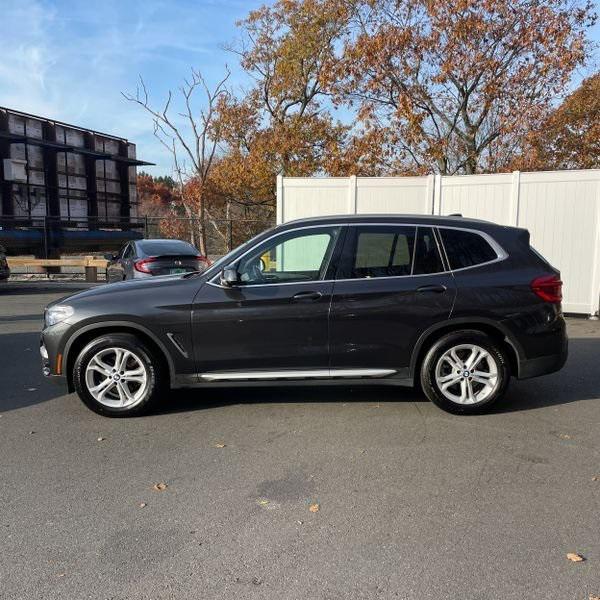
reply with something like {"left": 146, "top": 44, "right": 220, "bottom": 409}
{"left": 0, "top": 107, "right": 152, "bottom": 256}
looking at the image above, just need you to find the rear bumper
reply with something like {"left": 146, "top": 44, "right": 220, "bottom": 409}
{"left": 517, "top": 337, "right": 568, "bottom": 379}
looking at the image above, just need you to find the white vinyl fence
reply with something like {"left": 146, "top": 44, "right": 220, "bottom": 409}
{"left": 276, "top": 170, "right": 600, "bottom": 316}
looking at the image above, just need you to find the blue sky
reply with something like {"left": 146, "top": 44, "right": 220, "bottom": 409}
{"left": 0, "top": 0, "right": 258, "bottom": 173}
{"left": 1, "top": 0, "right": 599, "bottom": 175}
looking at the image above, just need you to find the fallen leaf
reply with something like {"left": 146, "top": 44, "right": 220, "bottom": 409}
{"left": 297, "top": 520, "right": 303, "bottom": 525}
{"left": 139, "top": 502, "right": 147, "bottom": 508}
{"left": 57, "top": 573, "right": 66, "bottom": 578}
{"left": 152, "top": 483, "right": 168, "bottom": 491}
{"left": 97, "top": 437, "right": 105, "bottom": 442}
{"left": 566, "top": 552, "right": 584, "bottom": 562}
{"left": 592, "top": 476, "right": 599, "bottom": 482}
{"left": 29, "top": 431, "right": 35, "bottom": 435}
{"left": 559, "top": 433, "right": 571, "bottom": 440}
{"left": 258, "top": 499, "right": 269, "bottom": 506}
{"left": 214, "top": 443, "right": 226, "bottom": 448}
{"left": 309, "top": 503, "right": 320, "bottom": 513}
{"left": 589, "top": 595, "right": 600, "bottom": 600}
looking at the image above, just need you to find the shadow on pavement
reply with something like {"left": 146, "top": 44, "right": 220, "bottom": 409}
{"left": 0, "top": 331, "right": 68, "bottom": 413}
{"left": 154, "top": 336, "right": 600, "bottom": 417}
{"left": 3, "top": 333, "right": 598, "bottom": 416}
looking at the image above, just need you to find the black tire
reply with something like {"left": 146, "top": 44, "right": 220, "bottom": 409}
{"left": 420, "top": 330, "right": 510, "bottom": 415}
{"left": 73, "top": 333, "right": 165, "bottom": 417}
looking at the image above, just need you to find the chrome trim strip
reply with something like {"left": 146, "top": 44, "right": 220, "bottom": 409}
{"left": 200, "top": 368, "right": 396, "bottom": 381}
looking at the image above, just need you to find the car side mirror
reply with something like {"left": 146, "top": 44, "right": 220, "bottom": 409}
{"left": 220, "top": 265, "right": 239, "bottom": 287}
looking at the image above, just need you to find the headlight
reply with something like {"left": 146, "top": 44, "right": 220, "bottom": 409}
{"left": 45, "top": 305, "right": 74, "bottom": 327}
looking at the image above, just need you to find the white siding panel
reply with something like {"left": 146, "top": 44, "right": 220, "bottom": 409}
{"left": 518, "top": 172, "right": 599, "bottom": 314}
{"left": 438, "top": 174, "right": 513, "bottom": 224}
{"left": 356, "top": 177, "right": 429, "bottom": 214}
{"left": 281, "top": 178, "right": 349, "bottom": 222}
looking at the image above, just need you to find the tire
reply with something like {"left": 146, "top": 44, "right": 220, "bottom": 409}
{"left": 420, "top": 330, "right": 510, "bottom": 415}
{"left": 73, "top": 333, "right": 165, "bottom": 417}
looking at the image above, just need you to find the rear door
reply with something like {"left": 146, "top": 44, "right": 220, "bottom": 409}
{"left": 329, "top": 224, "right": 456, "bottom": 374}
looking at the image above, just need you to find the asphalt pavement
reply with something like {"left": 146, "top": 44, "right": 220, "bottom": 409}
{"left": 1, "top": 281, "right": 599, "bottom": 600}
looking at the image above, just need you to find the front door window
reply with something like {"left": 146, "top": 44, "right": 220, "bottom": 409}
{"left": 237, "top": 227, "right": 341, "bottom": 285}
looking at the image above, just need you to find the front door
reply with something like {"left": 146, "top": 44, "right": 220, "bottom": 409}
{"left": 191, "top": 225, "right": 343, "bottom": 376}
{"left": 329, "top": 224, "right": 456, "bottom": 375}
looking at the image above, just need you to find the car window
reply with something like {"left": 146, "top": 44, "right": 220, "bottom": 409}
{"left": 338, "top": 226, "right": 415, "bottom": 279}
{"left": 138, "top": 240, "right": 197, "bottom": 256}
{"left": 237, "top": 227, "right": 340, "bottom": 285}
{"left": 413, "top": 227, "right": 445, "bottom": 275}
{"left": 338, "top": 225, "right": 447, "bottom": 279}
{"left": 123, "top": 244, "right": 134, "bottom": 259}
{"left": 440, "top": 228, "right": 498, "bottom": 269}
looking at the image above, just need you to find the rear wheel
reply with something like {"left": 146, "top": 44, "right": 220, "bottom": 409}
{"left": 420, "top": 330, "right": 510, "bottom": 414}
{"left": 73, "top": 333, "right": 164, "bottom": 417}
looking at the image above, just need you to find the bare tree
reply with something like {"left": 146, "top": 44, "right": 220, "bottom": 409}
{"left": 123, "top": 68, "right": 231, "bottom": 254}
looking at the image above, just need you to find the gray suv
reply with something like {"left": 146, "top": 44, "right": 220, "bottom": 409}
{"left": 41, "top": 215, "right": 567, "bottom": 417}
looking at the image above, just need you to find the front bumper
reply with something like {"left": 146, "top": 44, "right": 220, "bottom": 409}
{"left": 40, "top": 321, "right": 72, "bottom": 382}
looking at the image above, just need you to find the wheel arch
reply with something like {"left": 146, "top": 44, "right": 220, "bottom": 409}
{"left": 63, "top": 321, "right": 174, "bottom": 392}
{"left": 410, "top": 318, "right": 522, "bottom": 383}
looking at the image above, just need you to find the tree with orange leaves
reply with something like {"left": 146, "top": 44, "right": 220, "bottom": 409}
{"left": 515, "top": 72, "right": 600, "bottom": 171}
{"left": 326, "top": 0, "right": 596, "bottom": 175}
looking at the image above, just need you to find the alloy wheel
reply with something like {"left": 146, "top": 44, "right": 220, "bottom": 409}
{"left": 434, "top": 343, "right": 499, "bottom": 405}
{"left": 84, "top": 347, "right": 148, "bottom": 408}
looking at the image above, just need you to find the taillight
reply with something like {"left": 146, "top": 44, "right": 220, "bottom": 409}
{"left": 134, "top": 257, "right": 158, "bottom": 273}
{"left": 531, "top": 274, "right": 562, "bottom": 303}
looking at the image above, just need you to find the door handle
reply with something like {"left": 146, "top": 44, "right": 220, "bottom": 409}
{"left": 292, "top": 291, "right": 323, "bottom": 302}
{"left": 416, "top": 284, "right": 447, "bottom": 294}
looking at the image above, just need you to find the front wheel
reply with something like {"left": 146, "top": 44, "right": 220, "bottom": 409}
{"left": 420, "top": 330, "right": 510, "bottom": 414}
{"left": 73, "top": 333, "right": 164, "bottom": 417}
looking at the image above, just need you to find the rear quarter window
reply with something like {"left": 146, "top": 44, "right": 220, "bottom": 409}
{"left": 440, "top": 228, "right": 498, "bottom": 269}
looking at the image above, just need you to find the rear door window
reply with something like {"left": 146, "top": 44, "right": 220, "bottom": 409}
{"left": 338, "top": 225, "right": 447, "bottom": 279}
{"left": 340, "top": 226, "right": 415, "bottom": 279}
{"left": 413, "top": 227, "right": 445, "bottom": 275}
{"left": 439, "top": 228, "right": 498, "bottom": 269}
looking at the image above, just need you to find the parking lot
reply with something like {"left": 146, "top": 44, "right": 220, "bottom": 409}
{"left": 1, "top": 281, "right": 599, "bottom": 600}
